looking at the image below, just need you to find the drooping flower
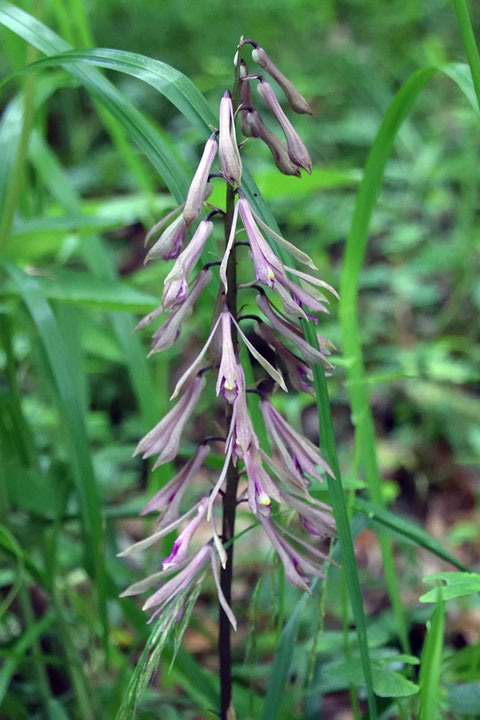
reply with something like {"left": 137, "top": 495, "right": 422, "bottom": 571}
{"left": 245, "top": 109, "right": 301, "bottom": 177}
{"left": 162, "top": 219, "right": 214, "bottom": 310}
{"left": 162, "top": 496, "right": 209, "bottom": 569}
{"left": 226, "top": 362, "right": 258, "bottom": 461}
{"left": 142, "top": 544, "right": 210, "bottom": 615}
{"left": 239, "top": 59, "right": 254, "bottom": 138}
{"left": 140, "top": 443, "right": 210, "bottom": 520}
{"left": 237, "top": 196, "right": 326, "bottom": 318}
{"left": 243, "top": 446, "right": 281, "bottom": 513}
{"left": 277, "top": 489, "right": 336, "bottom": 538}
{"left": 134, "top": 375, "right": 205, "bottom": 468}
{"left": 139, "top": 544, "right": 236, "bottom": 629}
{"left": 260, "top": 398, "right": 333, "bottom": 485}
{"left": 256, "top": 78, "right": 312, "bottom": 174}
{"left": 216, "top": 307, "right": 240, "bottom": 403}
{"left": 218, "top": 91, "right": 242, "bottom": 185}
{"left": 135, "top": 268, "right": 212, "bottom": 355}
{"left": 183, "top": 132, "right": 218, "bottom": 229}
{"left": 251, "top": 45, "right": 312, "bottom": 115}
{"left": 256, "top": 511, "right": 326, "bottom": 593}
{"left": 145, "top": 212, "right": 187, "bottom": 263}
{"left": 238, "top": 195, "right": 283, "bottom": 288}
{"left": 256, "top": 292, "right": 333, "bottom": 365}
{"left": 255, "top": 320, "right": 315, "bottom": 394}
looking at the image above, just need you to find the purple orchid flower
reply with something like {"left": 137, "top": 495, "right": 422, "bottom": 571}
{"left": 162, "top": 219, "right": 214, "bottom": 310}
{"left": 141, "top": 544, "right": 236, "bottom": 630}
{"left": 245, "top": 109, "right": 301, "bottom": 177}
{"left": 218, "top": 91, "right": 242, "bottom": 186}
{"left": 238, "top": 195, "right": 283, "bottom": 288}
{"left": 135, "top": 269, "right": 212, "bottom": 355}
{"left": 256, "top": 293, "right": 333, "bottom": 365}
{"left": 255, "top": 320, "right": 315, "bottom": 394}
{"left": 216, "top": 306, "right": 240, "bottom": 403}
{"left": 251, "top": 45, "right": 312, "bottom": 115}
{"left": 134, "top": 375, "right": 205, "bottom": 468}
{"left": 256, "top": 78, "right": 312, "bottom": 174}
{"left": 144, "top": 212, "right": 187, "bottom": 264}
{"left": 244, "top": 447, "right": 281, "bottom": 513}
{"left": 256, "top": 511, "right": 326, "bottom": 593}
{"left": 226, "top": 362, "right": 258, "bottom": 461}
{"left": 140, "top": 443, "right": 210, "bottom": 520}
{"left": 162, "top": 496, "right": 209, "bottom": 569}
{"left": 183, "top": 132, "right": 218, "bottom": 229}
{"left": 260, "top": 398, "right": 333, "bottom": 486}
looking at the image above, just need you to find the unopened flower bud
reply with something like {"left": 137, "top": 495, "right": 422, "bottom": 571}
{"left": 257, "top": 79, "right": 312, "bottom": 174}
{"left": 218, "top": 91, "right": 242, "bottom": 185}
{"left": 239, "top": 60, "right": 253, "bottom": 138}
{"left": 246, "top": 110, "right": 301, "bottom": 177}
{"left": 183, "top": 133, "right": 218, "bottom": 229}
{"left": 144, "top": 213, "right": 186, "bottom": 263}
{"left": 252, "top": 46, "right": 312, "bottom": 115}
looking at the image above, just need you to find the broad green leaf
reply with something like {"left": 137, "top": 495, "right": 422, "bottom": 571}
{"left": 420, "top": 572, "right": 480, "bottom": 603}
{"left": 4, "top": 460, "right": 63, "bottom": 518}
{"left": 324, "top": 658, "right": 419, "bottom": 698}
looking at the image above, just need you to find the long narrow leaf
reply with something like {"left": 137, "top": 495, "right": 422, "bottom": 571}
{"left": 0, "top": 1, "right": 190, "bottom": 202}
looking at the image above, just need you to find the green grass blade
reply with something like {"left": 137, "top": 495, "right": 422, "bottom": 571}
{"left": 0, "top": 260, "right": 108, "bottom": 654}
{"left": 0, "top": 611, "right": 54, "bottom": 705}
{"left": 3, "top": 48, "right": 214, "bottom": 134}
{"left": 303, "top": 321, "right": 378, "bottom": 719}
{"left": 453, "top": 0, "right": 480, "bottom": 111}
{"left": 418, "top": 597, "right": 445, "bottom": 720}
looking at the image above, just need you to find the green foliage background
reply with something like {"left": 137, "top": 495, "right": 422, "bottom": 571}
{"left": 0, "top": 1, "right": 479, "bottom": 718}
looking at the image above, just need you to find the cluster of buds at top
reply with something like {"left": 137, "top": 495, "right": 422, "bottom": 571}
{"left": 120, "top": 39, "right": 338, "bottom": 629}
